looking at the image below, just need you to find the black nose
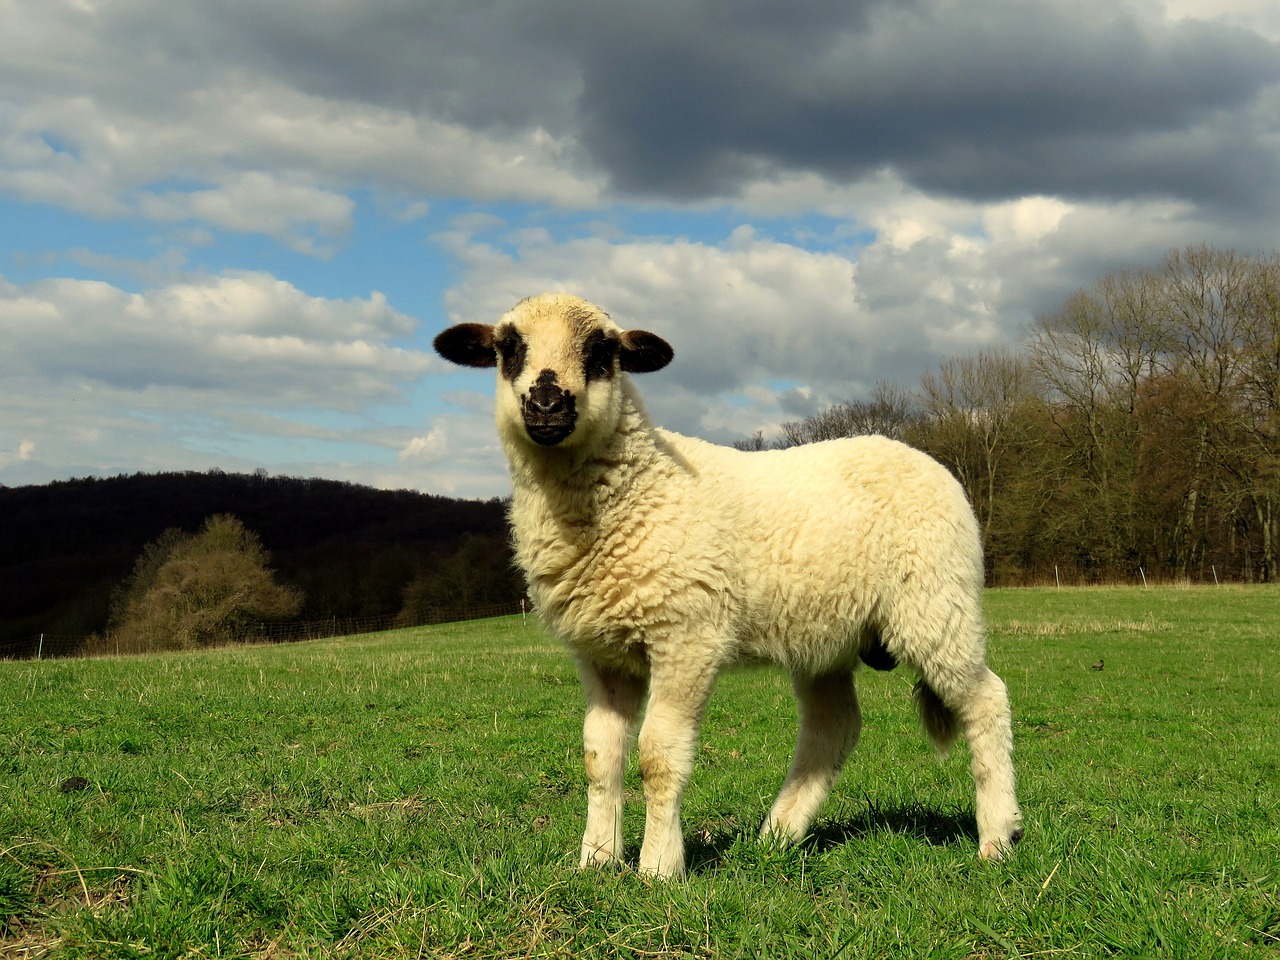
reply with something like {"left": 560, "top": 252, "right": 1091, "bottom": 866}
{"left": 527, "top": 381, "right": 566, "bottom": 415}
{"left": 522, "top": 369, "right": 576, "bottom": 445}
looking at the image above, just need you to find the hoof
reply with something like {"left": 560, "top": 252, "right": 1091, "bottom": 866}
{"left": 638, "top": 866, "right": 685, "bottom": 882}
{"left": 979, "top": 828, "right": 1024, "bottom": 861}
{"left": 758, "top": 824, "right": 792, "bottom": 846}
{"left": 579, "top": 846, "right": 625, "bottom": 870}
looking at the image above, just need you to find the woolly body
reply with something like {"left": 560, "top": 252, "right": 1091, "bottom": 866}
{"left": 434, "top": 293, "right": 1023, "bottom": 879}
{"left": 515, "top": 403, "right": 982, "bottom": 687}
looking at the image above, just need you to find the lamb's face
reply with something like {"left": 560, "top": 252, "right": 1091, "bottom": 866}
{"left": 433, "top": 294, "right": 672, "bottom": 450}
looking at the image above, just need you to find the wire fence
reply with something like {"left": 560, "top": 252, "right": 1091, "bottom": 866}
{"left": 0, "top": 567, "right": 1257, "bottom": 662}
{"left": 0, "top": 600, "right": 532, "bottom": 662}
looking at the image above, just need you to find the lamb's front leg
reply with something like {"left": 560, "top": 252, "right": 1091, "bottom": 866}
{"left": 636, "top": 657, "right": 717, "bottom": 879}
{"left": 577, "top": 660, "right": 646, "bottom": 868}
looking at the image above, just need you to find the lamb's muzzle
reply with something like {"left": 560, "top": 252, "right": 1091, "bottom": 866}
{"left": 522, "top": 370, "right": 576, "bottom": 446}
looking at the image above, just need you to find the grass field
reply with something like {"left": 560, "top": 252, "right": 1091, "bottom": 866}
{"left": 2, "top": 586, "right": 1278, "bottom": 958}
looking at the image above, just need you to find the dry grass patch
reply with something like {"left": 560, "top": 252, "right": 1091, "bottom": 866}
{"left": 996, "top": 615, "right": 1169, "bottom": 636}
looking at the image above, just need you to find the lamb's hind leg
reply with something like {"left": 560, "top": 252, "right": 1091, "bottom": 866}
{"left": 959, "top": 667, "right": 1024, "bottom": 860}
{"left": 761, "top": 668, "right": 861, "bottom": 845}
{"left": 577, "top": 660, "right": 646, "bottom": 868}
{"left": 918, "top": 666, "right": 1024, "bottom": 860}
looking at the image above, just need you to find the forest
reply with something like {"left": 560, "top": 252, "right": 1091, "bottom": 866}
{"left": 0, "top": 470, "right": 522, "bottom": 655}
{"left": 742, "top": 245, "right": 1280, "bottom": 584}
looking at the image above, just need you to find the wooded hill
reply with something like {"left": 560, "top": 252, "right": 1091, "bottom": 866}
{"left": 0, "top": 470, "right": 520, "bottom": 646}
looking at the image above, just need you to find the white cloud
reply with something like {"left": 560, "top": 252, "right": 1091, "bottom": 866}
{"left": 0, "top": 271, "right": 428, "bottom": 399}
{"left": 140, "top": 172, "right": 355, "bottom": 254}
{"left": 982, "top": 196, "right": 1073, "bottom": 244}
{"left": 0, "top": 269, "right": 442, "bottom": 487}
{"left": 392, "top": 200, "right": 431, "bottom": 223}
{"left": 441, "top": 227, "right": 862, "bottom": 385}
{"left": 0, "top": 438, "right": 37, "bottom": 473}
{"left": 2, "top": 0, "right": 1276, "bottom": 232}
{"left": 398, "top": 432, "right": 448, "bottom": 463}
{"left": 397, "top": 398, "right": 509, "bottom": 498}
{"left": 2, "top": 0, "right": 1278, "bottom": 500}
{"left": 434, "top": 179, "right": 1255, "bottom": 451}
{"left": 436, "top": 224, "right": 923, "bottom": 444}
{"left": 1164, "top": 0, "right": 1280, "bottom": 39}
{"left": 0, "top": 69, "right": 602, "bottom": 240}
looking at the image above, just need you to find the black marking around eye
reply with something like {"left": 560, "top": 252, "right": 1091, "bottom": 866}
{"left": 583, "top": 330, "right": 619, "bottom": 382}
{"left": 496, "top": 327, "right": 528, "bottom": 382}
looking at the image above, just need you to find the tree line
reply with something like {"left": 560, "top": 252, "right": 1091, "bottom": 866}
{"left": 0, "top": 470, "right": 525, "bottom": 653}
{"left": 85, "top": 513, "right": 526, "bottom": 654}
{"left": 738, "top": 245, "right": 1280, "bottom": 584}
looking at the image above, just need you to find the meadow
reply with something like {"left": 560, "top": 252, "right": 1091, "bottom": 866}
{"left": 1, "top": 586, "right": 1277, "bottom": 958}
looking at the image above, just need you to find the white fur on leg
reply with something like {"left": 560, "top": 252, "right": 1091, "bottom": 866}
{"left": 634, "top": 666, "right": 714, "bottom": 879}
{"left": 959, "top": 668, "right": 1023, "bottom": 860}
{"left": 638, "top": 806, "right": 686, "bottom": 879}
{"left": 762, "top": 670, "right": 861, "bottom": 845}
{"left": 577, "top": 662, "right": 645, "bottom": 868}
{"left": 636, "top": 727, "right": 694, "bottom": 878}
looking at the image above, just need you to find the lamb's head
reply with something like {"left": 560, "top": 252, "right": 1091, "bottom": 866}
{"left": 433, "top": 293, "right": 672, "bottom": 450}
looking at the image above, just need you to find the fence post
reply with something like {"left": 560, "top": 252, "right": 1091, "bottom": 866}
{"left": 37, "top": 633, "right": 44, "bottom": 661}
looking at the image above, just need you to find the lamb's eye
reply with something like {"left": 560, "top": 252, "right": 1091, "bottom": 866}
{"left": 497, "top": 329, "right": 527, "bottom": 381}
{"left": 585, "top": 334, "right": 617, "bottom": 381}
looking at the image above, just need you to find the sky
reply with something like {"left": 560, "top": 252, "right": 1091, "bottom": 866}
{"left": 2, "top": 0, "right": 1279, "bottom": 499}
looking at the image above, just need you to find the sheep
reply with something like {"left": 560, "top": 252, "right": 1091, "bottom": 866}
{"left": 433, "top": 292, "right": 1024, "bottom": 879}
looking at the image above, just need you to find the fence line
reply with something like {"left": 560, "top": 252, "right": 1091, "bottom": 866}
{"left": 2, "top": 569, "right": 1266, "bottom": 662}
{"left": 0, "top": 600, "right": 531, "bottom": 662}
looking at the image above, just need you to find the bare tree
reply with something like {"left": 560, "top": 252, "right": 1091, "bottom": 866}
{"left": 919, "top": 349, "right": 1034, "bottom": 539}
{"left": 727, "top": 245, "right": 1280, "bottom": 582}
{"left": 1214, "top": 252, "right": 1280, "bottom": 579}
{"left": 1026, "top": 266, "right": 1172, "bottom": 575}
{"left": 732, "top": 430, "right": 772, "bottom": 452}
{"left": 1156, "top": 246, "right": 1259, "bottom": 576}
{"left": 775, "top": 381, "right": 925, "bottom": 448}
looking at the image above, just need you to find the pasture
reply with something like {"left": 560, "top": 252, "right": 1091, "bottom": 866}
{"left": 2, "top": 586, "right": 1277, "bottom": 958}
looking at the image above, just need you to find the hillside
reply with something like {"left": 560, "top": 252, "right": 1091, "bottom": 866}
{"left": 0, "top": 470, "right": 518, "bottom": 645}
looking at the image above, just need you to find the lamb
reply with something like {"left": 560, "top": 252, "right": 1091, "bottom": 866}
{"left": 433, "top": 293, "right": 1024, "bottom": 879}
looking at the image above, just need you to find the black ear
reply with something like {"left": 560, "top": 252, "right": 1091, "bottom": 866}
{"left": 619, "top": 330, "right": 673, "bottom": 374}
{"left": 434, "top": 323, "right": 497, "bottom": 368}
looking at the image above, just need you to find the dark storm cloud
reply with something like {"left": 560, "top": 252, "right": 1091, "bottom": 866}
{"left": 555, "top": 0, "right": 1280, "bottom": 206}
{"left": 103, "top": 0, "right": 581, "bottom": 129}
{"left": 56, "top": 0, "right": 1280, "bottom": 210}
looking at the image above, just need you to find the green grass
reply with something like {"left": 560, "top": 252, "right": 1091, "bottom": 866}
{"left": 2, "top": 587, "right": 1278, "bottom": 958}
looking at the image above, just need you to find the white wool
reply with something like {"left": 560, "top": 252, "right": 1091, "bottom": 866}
{"left": 435, "top": 294, "right": 1023, "bottom": 879}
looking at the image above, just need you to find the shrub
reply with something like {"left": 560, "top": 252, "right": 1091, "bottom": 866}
{"left": 109, "top": 515, "right": 302, "bottom": 651}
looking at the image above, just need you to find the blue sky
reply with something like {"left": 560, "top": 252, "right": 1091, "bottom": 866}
{"left": 2, "top": 0, "right": 1279, "bottom": 498}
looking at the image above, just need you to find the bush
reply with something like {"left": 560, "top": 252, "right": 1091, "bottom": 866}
{"left": 397, "top": 533, "right": 522, "bottom": 624}
{"left": 109, "top": 515, "right": 302, "bottom": 651}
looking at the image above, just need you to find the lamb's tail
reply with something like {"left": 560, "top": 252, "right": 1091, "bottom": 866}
{"left": 914, "top": 680, "right": 960, "bottom": 755}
